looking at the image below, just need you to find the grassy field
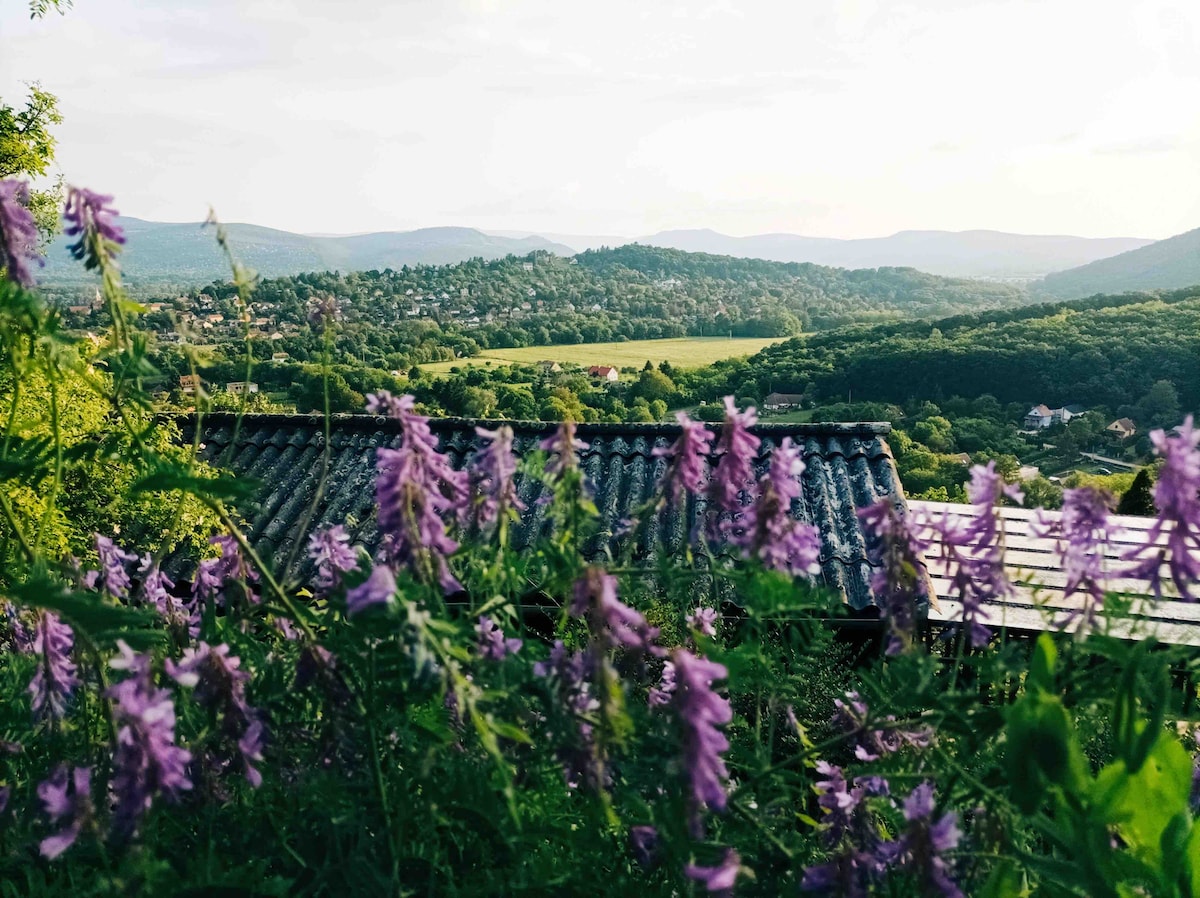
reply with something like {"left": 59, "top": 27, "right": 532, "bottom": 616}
{"left": 419, "top": 337, "right": 784, "bottom": 375}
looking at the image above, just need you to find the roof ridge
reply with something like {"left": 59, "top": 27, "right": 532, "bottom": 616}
{"left": 175, "top": 412, "right": 892, "bottom": 437}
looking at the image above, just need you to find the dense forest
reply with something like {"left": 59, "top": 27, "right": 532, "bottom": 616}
{"left": 688, "top": 286, "right": 1200, "bottom": 415}
{"left": 74, "top": 245, "right": 1036, "bottom": 377}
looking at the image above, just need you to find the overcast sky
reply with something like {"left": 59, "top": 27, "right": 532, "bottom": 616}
{"left": 3, "top": 0, "right": 1199, "bottom": 239}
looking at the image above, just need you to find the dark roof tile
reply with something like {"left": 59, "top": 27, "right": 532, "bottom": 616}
{"left": 180, "top": 413, "right": 911, "bottom": 611}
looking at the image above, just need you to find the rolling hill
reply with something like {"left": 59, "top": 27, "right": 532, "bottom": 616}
{"left": 1037, "top": 226, "right": 1200, "bottom": 299}
{"left": 38, "top": 218, "right": 574, "bottom": 286}
{"left": 640, "top": 228, "right": 1152, "bottom": 279}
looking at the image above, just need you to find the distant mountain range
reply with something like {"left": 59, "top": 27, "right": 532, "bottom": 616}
{"left": 38, "top": 216, "right": 1187, "bottom": 294}
{"left": 635, "top": 228, "right": 1154, "bottom": 279}
{"left": 40, "top": 218, "right": 574, "bottom": 285}
{"left": 1036, "top": 226, "right": 1200, "bottom": 298}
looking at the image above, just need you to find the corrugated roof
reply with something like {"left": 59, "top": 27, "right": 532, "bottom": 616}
{"left": 912, "top": 499, "right": 1200, "bottom": 645}
{"left": 179, "top": 413, "right": 910, "bottom": 612}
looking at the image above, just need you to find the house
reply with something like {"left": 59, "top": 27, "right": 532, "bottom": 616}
{"left": 178, "top": 375, "right": 201, "bottom": 395}
{"left": 1107, "top": 418, "right": 1136, "bottom": 439}
{"left": 522, "top": 262, "right": 534, "bottom": 272}
{"left": 226, "top": 382, "right": 259, "bottom": 395}
{"left": 588, "top": 365, "right": 619, "bottom": 383}
{"left": 1023, "top": 405, "right": 1055, "bottom": 429}
{"left": 537, "top": 360, "right": 562, "bottom": 373}
{"left": 763, "top": 392, "right": 805, "bottom": 411}
{"left": 1024, "top": 404, "right": 1086, "bottom": 429}
{"left": 271, "top": 352, "right": 290, "bottom": 363}
{"left": 184, "top": 415, "right": 912, "bottom": 616}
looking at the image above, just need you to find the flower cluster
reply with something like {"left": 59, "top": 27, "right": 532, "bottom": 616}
{"left": 166, "top": 642, "right": 265, "bottom": 787}
{"left": 540, "top": 419, "right": 588, "bottom": 478}
{"left": 670, "top": 648, "right": 733, "bottom": 835}
{"left": 369, "top": 391, "right": 469, "bottom": 592}
{"left": 36, "top": 765, "right": 93, "bottom": 859}
{"left": 28, "top": 611, "right": 79, "bottom": 722}
{"left": 570, "top": 567, "right": 663, "bottom": 661}
{"left": 63, "top": 185, "right": 125, "bottom": 271}
{"left": 1035, "top": 486, "right": 1116, "bottom": 629}
{"left": 1124, "top": 416, "right": 1200, "bottom": 598}
{"left": 93, "top": 533, "right": 138, "bottom": 598}
{"left": 471, "top": 424, "right": 524, "bottom": 531}
{"left": 0, "top": 178, "right": 43, "bottom": 288}
{"left": 741, "top": 437, "right": 822, "bottom": 576}
{"left": 655, "top": 411, "right": 715, "bottom": 502}
{"left": 193, "top": 534, "right": 258, "bottom": 608}
{"left": 858, "top": 498, "right": 930, "bottom": 654}
{"left": 831, "top": 691, "right": 933, "bottom": 761}
{"left": 708, "top": 396, "right": 761, "bottom": 537}
{"left": 106, "top": 642, "right": 193, "bottom": 839}
{"left": 476, "top": 615, "right": 522, "bottom": 661}
{"left": 534, "top": 640, "right": 604, "bottom": 791}
{"left": 307, "top": 524, "right": 359, "bottom": 590}
{"left": 922, "top": 461, "right": 1020, "bottom": 647}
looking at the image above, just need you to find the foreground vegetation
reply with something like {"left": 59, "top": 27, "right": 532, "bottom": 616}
{"left": 6, "top": 179, "right": 1200, "bottom": 898}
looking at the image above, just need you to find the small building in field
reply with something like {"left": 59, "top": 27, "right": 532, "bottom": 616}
{"left": 1107, "top": 418, "right": 1136, "bottom": 439}
{"left": 763, "top": 392, "right": 805, "bottom": 411}
{"left": 537, "top": 360, "right": 562, "bottom": 373}
{"left": 588, "top": 365, "right": 619, "bottom": 383}
{"left": 178, "top": 375, "right": 201, "bottom": 395}
{"left": 226, "top": 382, "right": 260, "bottom": 395}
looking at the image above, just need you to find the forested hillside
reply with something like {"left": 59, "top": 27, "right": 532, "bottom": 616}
{"left": 114, "top": 244, "right": 1033, "bottom": 375}
{"left": 695, "top": 287, "right": 1200, "bottom": 414}
{"left": 1037, "top": 226, "right": 1200, "bottom": 298}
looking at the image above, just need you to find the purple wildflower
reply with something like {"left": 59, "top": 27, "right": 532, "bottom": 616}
{"left": 540, "top": 419, "right": 589, "bottom": 477}
{"left": 648, "top": 660, "right": 676, "bottom": 707}
{"left": 1124, "top": 417, "right": 1200, "bottom": 598}
{"left": 192, "top": 534, "right": 258, "bottom": 608}
{"left": 687, "top": 606, "right": 719, "bottom": 637}
{"left": 1034, "top": 487, "right": 1116, "bottom": 629}
{"left": 137, "top": 555, "right": 197, "bottom": 639}
{"left": 893, "top": 783, "right": 963, "bottom": 898}
{"left": 36, "top": 765, "right": 93, "bottom": 860}
{"left": 345, "top": 564, "right": 397, "bottom": 617}
{"left": 921, "top": 461, "right": 1019, "bottom": 647}
{"left": 534, "top": 640, "right": 605, "bottom": 791}
{"left": 63, "top": 186, "right": 125, "bottom": 271}
{"left": 307, "top": 524, "right": 359, "bottom": 590}
{"left": 2, "top": 600, "right": 34, "bottom": 653}
{"left": 685, "top": 848, "right": 741, "bottom": 896}
{"left": 28, "top": 612, "right": 79, "bottom": 721}
{"left": 472, "top": 424, "right": 524, "bottom": 531}
{"left": 106, "top": 642, "right": 192, "bottom": 839}
{"left": 708, "top": 397, "right": 761, "bottom": 535}
{"left": 166, "top": 642, "right": 265, "bottom": 787}
{"left": 832, "top": 691, "right": 934, "bottom": 762}
{"left": 671, "top": 648, "right": 733, "bottom": 834}
{"left": 0, "top": 178, "right": 43, "bottom": 287}
{"left": 369, "top": 391, "right": 468, "bottom": 592}
{"left": 629, "top": 824, "right": 660, "bottom": 869}
{"left": 741, "top": 437, "right": 822, "bottom": 576}
{"left": 94, "top": 533, "right": 137, "bottom": 598}
{"left": 857, "top": 499, "right": 930, "bottom": 655}
{"left": 570, "top": 567, "right": 663, "bottom": 660}
{"left": 813, "top": 760, "right": 864, "bottom": 844}
{"left": 476, "top": 614, "right": 522, "bottom": 660}
{"left": 655, "top": 411, "right": 714, "bottom": 502}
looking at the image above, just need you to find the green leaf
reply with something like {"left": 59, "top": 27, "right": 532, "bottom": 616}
{"left": 9, "top": 576, "right": 164, "bottom": 650}
{"left": 1091, "top": 732, "right": 1192, "bottom": 865}
{"left": 977, "top": 861, "right": 1027, "bottom": 898}
{"left": 1028, "top": 632, "right": 1057, "bottom": 694}
{"left": 132, "top": 462, "right": 260, "bottom": 505}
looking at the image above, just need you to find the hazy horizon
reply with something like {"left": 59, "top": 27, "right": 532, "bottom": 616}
{"left": 4, "top": 0, "right": 1199, "bottom": 240}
